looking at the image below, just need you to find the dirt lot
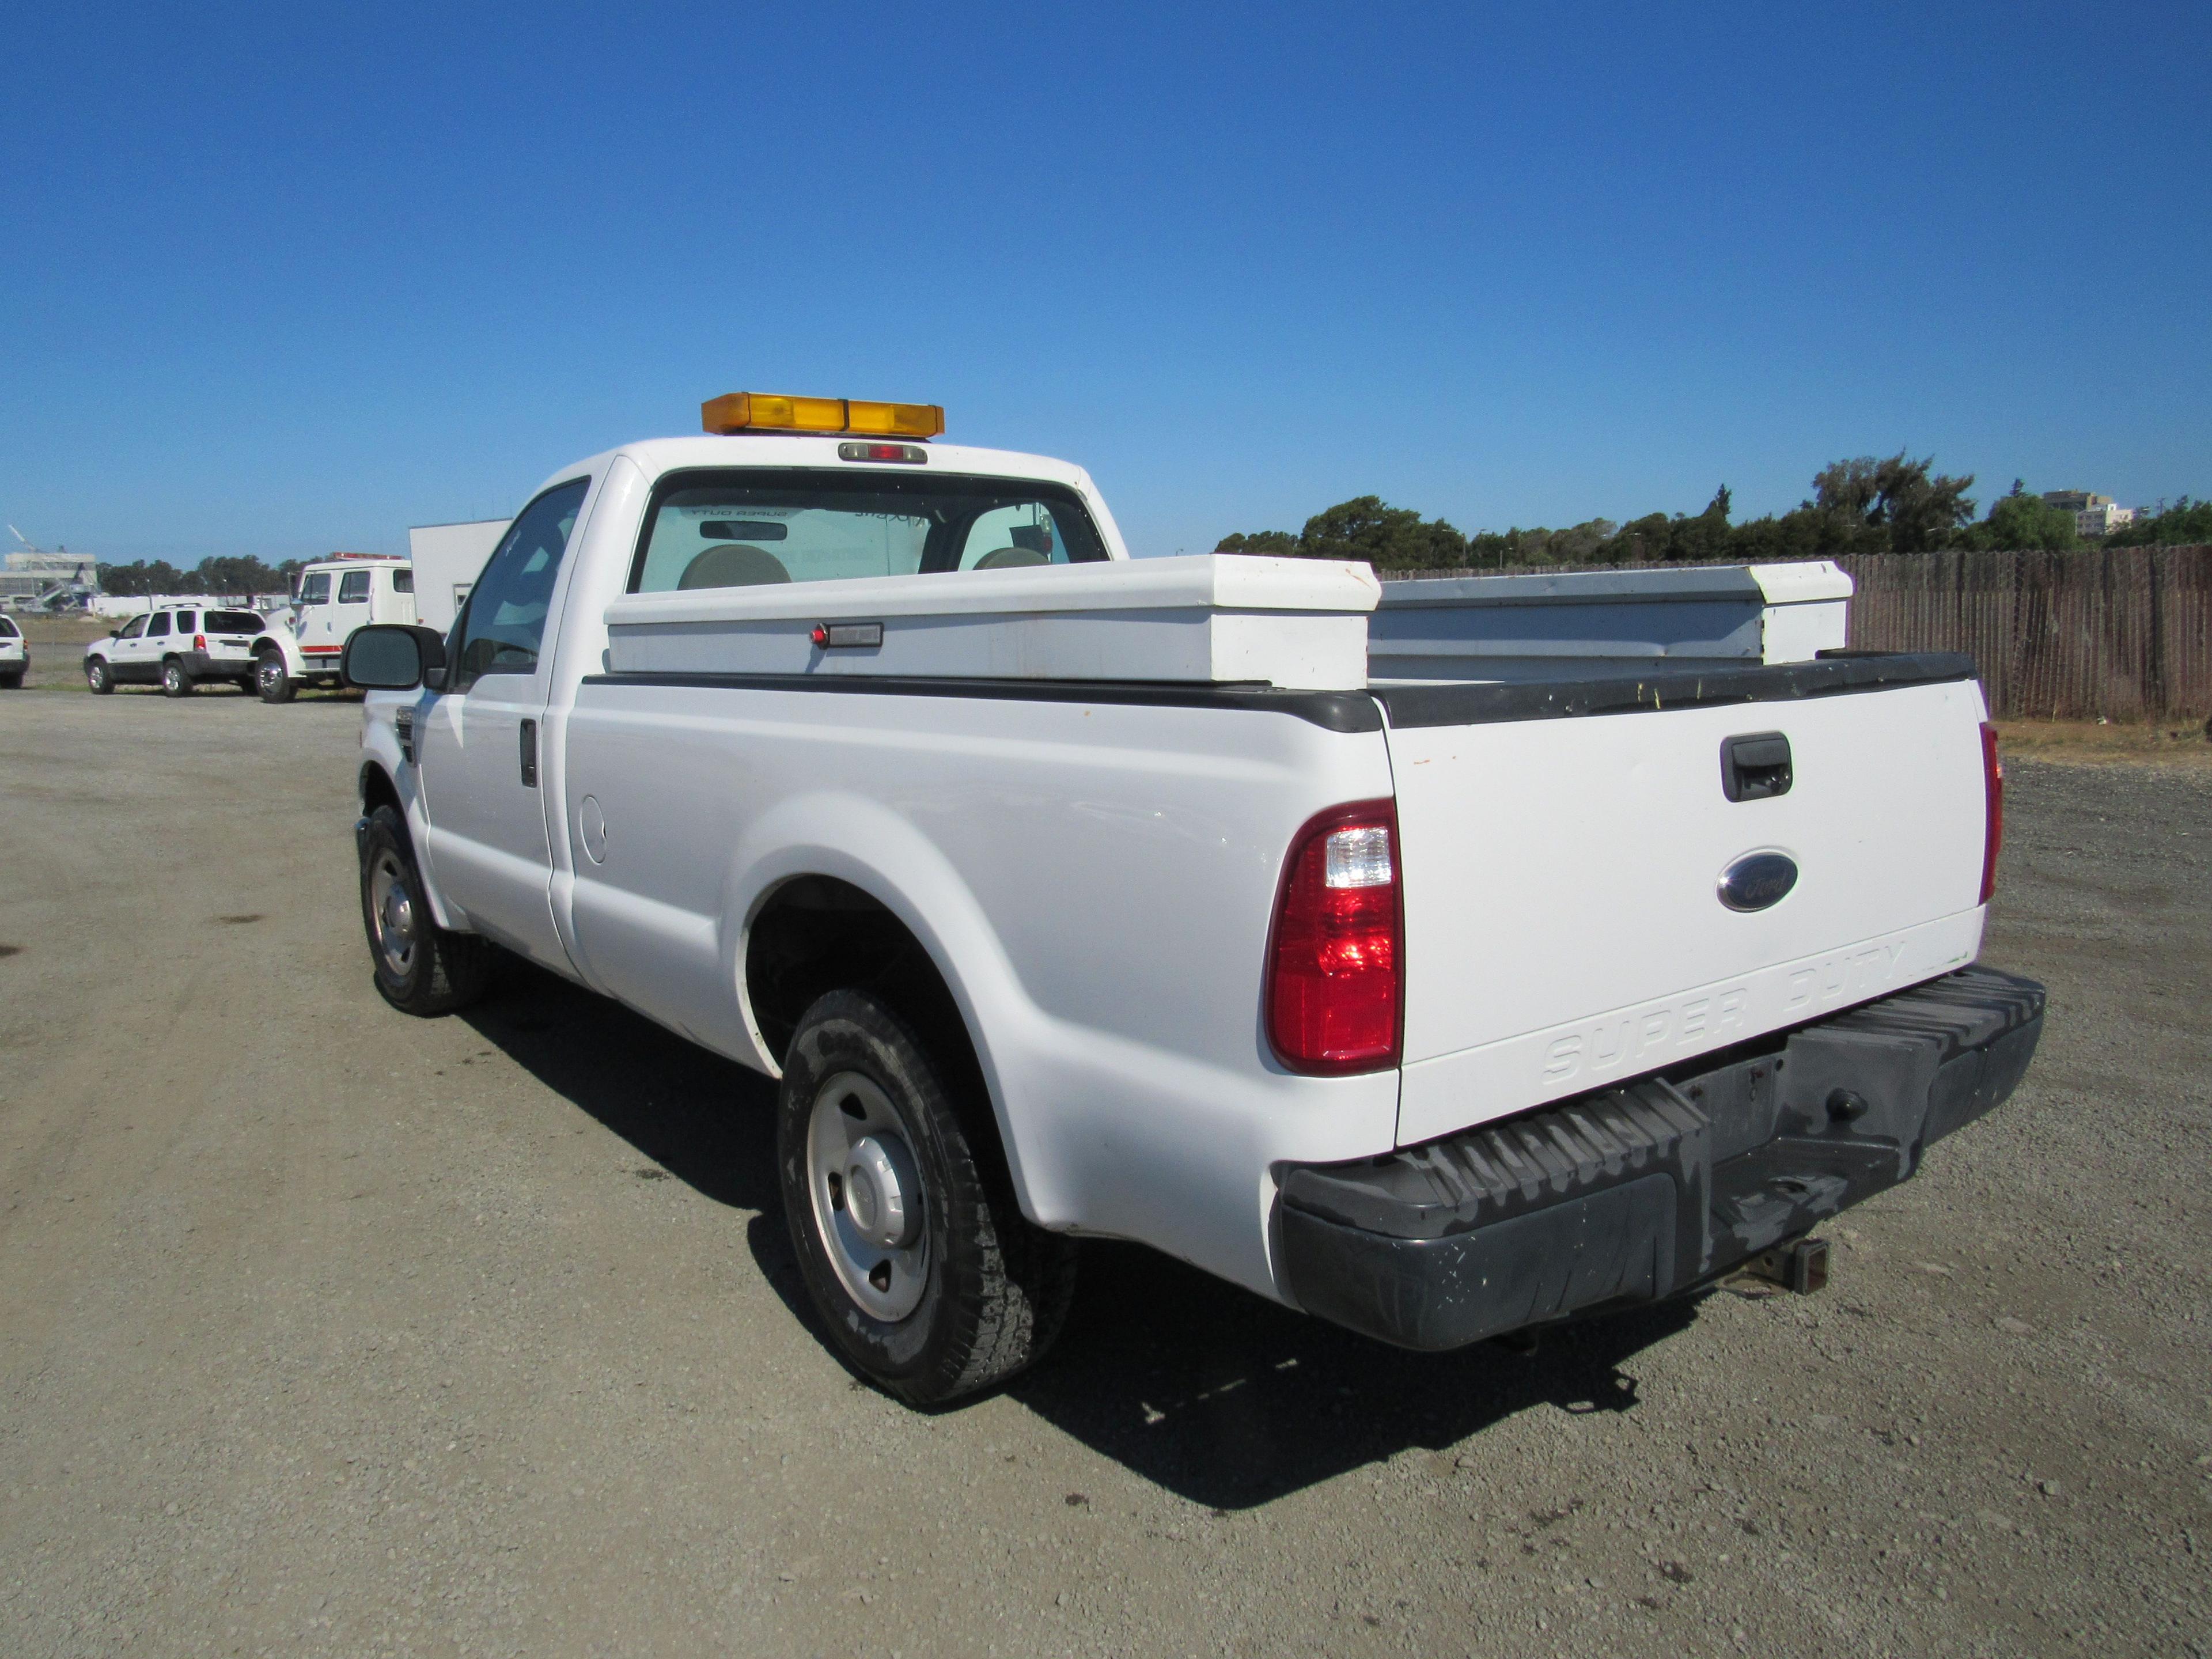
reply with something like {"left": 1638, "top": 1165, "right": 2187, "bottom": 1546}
{"left": 2, "top": 691, "right": 2207, "bottom": 1658}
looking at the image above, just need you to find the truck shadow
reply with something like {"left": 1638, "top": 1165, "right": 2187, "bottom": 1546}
{"left": 460, "top": 956, "right": 781, "bottom": 1214}
{"left": 1002, "top": 1245, "right": 1699, "bottom": 1509}
{"left": 464, "top": 957, "right": 1705, "bottom": 1510}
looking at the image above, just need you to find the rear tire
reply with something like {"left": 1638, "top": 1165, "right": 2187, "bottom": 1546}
{"left": 777, "top": 990, "right": 1077, "bottom": 1406}
{"left": 85, "top": 658, "right": 113, "bottom": 695}
{"left": 161, "top": 658, "right": 194, "bottom": 698}
{"left": 0, "top": 670, "right": 21, "bottom": 690}
{"left": 256, "top": 651, "right": 295, "bottom": 703}
{"left": 359, "top": 804, "right": 490, "bottom": 1016}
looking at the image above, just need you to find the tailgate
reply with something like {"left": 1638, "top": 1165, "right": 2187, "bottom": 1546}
{"left": 1381, "top": 658, "right": 1993, "bottom": 1145}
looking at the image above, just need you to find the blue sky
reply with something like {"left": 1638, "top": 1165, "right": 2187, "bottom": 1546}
{"left": 5, "top": 1, "right": 2206, "bottom": 565}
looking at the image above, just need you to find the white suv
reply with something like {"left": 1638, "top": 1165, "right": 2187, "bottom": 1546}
{"left": 0, "top": 614, "right": 24, "bottom": 688}
{"left": 82, "top": 605, "right": 278, "bottom": 697}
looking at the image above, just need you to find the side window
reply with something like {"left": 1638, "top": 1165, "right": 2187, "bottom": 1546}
{"left": 147, "top": 612, "right": 172, "bottom": 637}
{"left": 339, "top": 571, "right": 372, "bottom": 604}
{"left": 119, "top": 616, "right": 147, "bottom": 639}
{"left": 450, "top": 478, "right": 590, "bottom": 691}
{"left": 391, "top": 568, "right": 413, "bottom": 593}
{"left": 299, "top": 573, "right": 331, "bottom": 607}
{"left": 176, "top": 609, "right": 197, "bottom": 632}
{"left": 956, "top": 502, "right": 1085, "bottom": 570}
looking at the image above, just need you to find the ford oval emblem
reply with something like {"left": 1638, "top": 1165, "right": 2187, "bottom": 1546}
{"left": 1718, "top": 851, "right": 1798, "bottom": 912}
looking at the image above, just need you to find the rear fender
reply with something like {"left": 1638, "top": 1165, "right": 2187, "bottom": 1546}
{"left": 724, "top": 791, "right": 1044, "bottom": 1217}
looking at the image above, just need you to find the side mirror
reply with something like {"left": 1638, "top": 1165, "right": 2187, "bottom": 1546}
{"left": 343, "top": 624, "right": 448, "bottom": 691}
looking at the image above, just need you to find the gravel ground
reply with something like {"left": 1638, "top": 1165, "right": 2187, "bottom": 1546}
{"left": 1, "top": 691, "right": 2206, "bottom": 1658}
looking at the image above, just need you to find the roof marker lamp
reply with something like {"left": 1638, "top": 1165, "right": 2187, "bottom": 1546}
{"left": 701, "top": 393, "right": 944, "bottom": 439}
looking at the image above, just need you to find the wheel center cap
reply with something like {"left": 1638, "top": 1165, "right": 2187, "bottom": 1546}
{"left": 842, "top": 1135, "right": 918, "bottom": 1250}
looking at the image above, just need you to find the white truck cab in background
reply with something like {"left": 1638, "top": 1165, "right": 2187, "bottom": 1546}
{"left": 340, "top": 392, "right": 2045, "bottom": 1407}
{"left": 276, "top": 554, "right": 416, "bottom": 699}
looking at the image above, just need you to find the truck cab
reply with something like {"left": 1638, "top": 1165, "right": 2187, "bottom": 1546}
{"left": 284, "top": 555, "right": 416, "bottom": 694}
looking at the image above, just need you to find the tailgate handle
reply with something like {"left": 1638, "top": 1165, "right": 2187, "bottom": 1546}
{"left": 1722, "top": 732, "right": 1791, "bottom": 802}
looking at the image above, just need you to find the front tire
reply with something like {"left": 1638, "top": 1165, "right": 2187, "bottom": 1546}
{"left": 359, "top": 804, "right": 489, "bottom": 1015}
{"left": 161, "top": 658, "right": 194, "bottom": 698}
{"left": 778, "top": 990, "right": 1076, "bottom": 1406}
{"left": 256, "top": 651, "right": 295, "bottom": 703}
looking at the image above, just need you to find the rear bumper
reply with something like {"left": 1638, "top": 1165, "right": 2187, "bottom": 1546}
{"left": 185, "top": 651, "right": 253, "bottom": 678}
{"left": 1275, "top": 965, "right": 2044, "bottom": 1350}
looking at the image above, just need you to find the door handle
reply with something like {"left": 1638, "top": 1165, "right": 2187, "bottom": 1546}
{"left": 1721, "top": 731, "right": 1791, "bottom": 802}
{"left": 519, "top": 718, "right": 538, "bottom": 789}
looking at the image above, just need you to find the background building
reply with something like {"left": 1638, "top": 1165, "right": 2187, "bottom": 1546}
{"left": 2040, "top": 491, "right": 2136, "bottom": 539}
{"left": 2, "top": 546, "right": 101, "bottom": 610}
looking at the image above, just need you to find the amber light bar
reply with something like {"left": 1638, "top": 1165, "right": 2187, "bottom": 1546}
{"left": 701, "top": 393, "right": 945, "bottom": 439}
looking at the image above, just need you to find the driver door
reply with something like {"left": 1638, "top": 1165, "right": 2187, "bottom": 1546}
{"left": 412, "top": 476, "right": 592, "bottom": 968}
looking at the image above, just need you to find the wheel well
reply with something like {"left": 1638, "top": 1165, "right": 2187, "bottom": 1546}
{"left": 747, "top": 875, "right": 982, "bottom": 1080}
{"left": 253, "top": 637, "right": 284, "bottom": 657}
{"left": 747, "top": 875, "right": 1013, "bottom": 1191}
{"left": 360, "top": 762, "right": 402, "bottom": 819}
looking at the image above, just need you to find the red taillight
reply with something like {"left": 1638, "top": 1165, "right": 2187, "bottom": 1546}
{"left": 1979, "top": 721, "right": 2003, "bottom": 904}
{"left": 194, "top": 634, "right": 207, "bottom": 651}
{"left": 1266, "top": 800, "right": 1402, "bottom": 1074}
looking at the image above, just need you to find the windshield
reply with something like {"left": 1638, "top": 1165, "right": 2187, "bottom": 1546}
{"left": 206, "top": 611, "right": 262, "bottom": 633}
{"left": 628, "top": 469, "right": 1109, "bottom": 594}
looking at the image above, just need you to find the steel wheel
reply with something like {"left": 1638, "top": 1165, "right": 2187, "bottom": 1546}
{"left": 805, "top": 1070, "right": 930, "bottom": 1322}
{"left": 368, "top": 848, "right": 418, "bottom": 979}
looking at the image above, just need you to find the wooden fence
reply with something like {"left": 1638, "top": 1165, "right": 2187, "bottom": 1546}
{"left": 1834, "top": 546, "right": 2212, "bottom": 721}
{"left": 1378, "top": 546, "right": 2212, "bottom": 721}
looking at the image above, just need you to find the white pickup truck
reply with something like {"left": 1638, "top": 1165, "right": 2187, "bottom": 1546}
{"left": 343, "top": 394, "right": 2044, "bottom": 1405}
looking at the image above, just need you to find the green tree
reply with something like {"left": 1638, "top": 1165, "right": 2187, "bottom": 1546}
{"left": 1212, "top": 529, "right": 1300, "bottom": 556}
{"left": 96, "top": 559, "right": 187, "bottom": 596}
{"left": 1962, "top": 483, "right": 2082, "bottom": 551}
{"left": 2105, "top": 496, "right": 2212, "bottom": 547}
{"left": 1216, "top": 497, "right": 1468, "bottom": 570}
{"left": 1808, "top": 452, "right": 1977, "bottom": 553}
{"left": 1297, "top": 496, "right": 1468, "bottom": 569}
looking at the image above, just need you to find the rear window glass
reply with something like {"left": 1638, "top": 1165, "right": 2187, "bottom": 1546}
{"left": 0, "top": 616, "right": 18, "bottom": 638}
{"left": 628, "top": 469, "right": 1109, "bottom": 594}
{"left": 207, "top": 611, "right": 262, "bottom": 632}
{"left": 392, "top": 569, "right": 413, "bottom": 593}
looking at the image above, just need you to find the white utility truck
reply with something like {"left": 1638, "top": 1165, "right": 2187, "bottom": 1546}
{"left": 275, "top": 553, "right": 416, "bottom": 699}
{"left": 342, "top": 392, "right": 2043, "bottom": 1405}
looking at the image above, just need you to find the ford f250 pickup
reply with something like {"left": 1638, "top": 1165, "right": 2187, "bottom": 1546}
{"left": 343, "top": 392, "right": 2044, "bottom": 1405}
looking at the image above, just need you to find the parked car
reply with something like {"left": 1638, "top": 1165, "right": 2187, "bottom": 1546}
{"left": 339, "top": 391, "right": 2044, "bottom": 1406}
{"left": 82, "top": 604, "right": 283, "bottom": 696}
{"left": 0, "top": 613, "right": 25, "bottom": 687}
{"left": 281, "top": 556, "right": 415, "bottom": 697}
